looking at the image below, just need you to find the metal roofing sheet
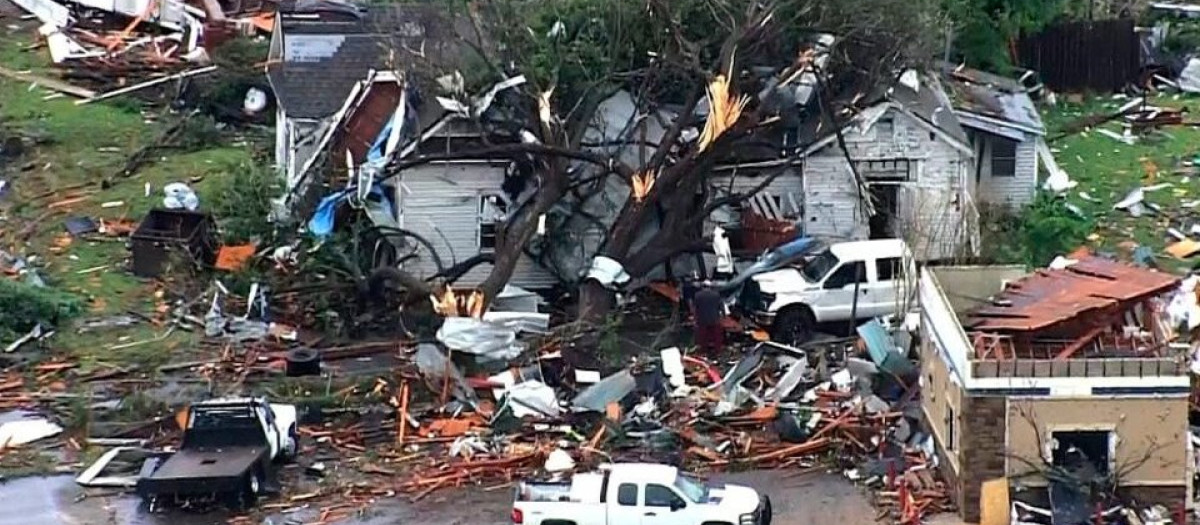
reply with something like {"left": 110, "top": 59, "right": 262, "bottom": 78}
{"left": 966, "top": 256, "right": 1179, "bottom": 332}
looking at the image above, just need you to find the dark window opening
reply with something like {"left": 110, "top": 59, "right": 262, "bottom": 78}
{"left": 617, "top": 483, "right": 638, "bottom": 506}
{"left": 992, "top": 138, "right": 1018, "bottom": 177}
{"left": 945, "top": 405, "right": 955, "bottom": 451}
{"left": 824, "top": 261, "right": 867, "bottom": 289}
{"left": 479, "top": 195, "right": 507, "bottom": 252}
{"left": 1051, "top": 430, "right": 1111, "bottom": 476}
{"left": 876, "top": 257, "right": 902, "bottom": 281}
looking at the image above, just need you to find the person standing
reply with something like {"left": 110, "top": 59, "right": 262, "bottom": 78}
{"left": 692, "top": 281, "right": 725, "bottom": 352}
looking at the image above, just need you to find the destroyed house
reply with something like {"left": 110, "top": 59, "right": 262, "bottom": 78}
{"left": 794, "top": 72, "right": 978, "bottom": 261}
{"left": 941, "top": 63, "right": 1047, "bottom": 209}
{"left": 918, "top": 258, "right": 1190, "bottom": 522}
{"left": 266, "top": 1, "right": 464, "bottom": 192}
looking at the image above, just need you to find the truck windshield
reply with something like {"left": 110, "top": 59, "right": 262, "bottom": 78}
{"left": 801, "top": 250, "right": 839, "bottom": 283}
{"left": 674, "top": 475, "right": 708, "bottom": 503}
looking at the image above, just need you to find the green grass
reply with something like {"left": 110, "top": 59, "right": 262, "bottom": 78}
{"left": 1043, "top": 94, "right": 1200, "bottom": 273}
{"left": 0, "top": 36, "right": 256, "bottom": 371}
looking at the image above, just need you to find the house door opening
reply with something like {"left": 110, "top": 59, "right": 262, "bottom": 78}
{"left": 1051, "top": 430, "right": 1112, "bottom": 476}
{"left": 868, "top": 183, "right": 899, "bottom": 239}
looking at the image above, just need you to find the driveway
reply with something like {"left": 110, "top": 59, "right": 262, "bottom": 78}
{"left": 0, "top": 469, "right": 890, "bottom": 525}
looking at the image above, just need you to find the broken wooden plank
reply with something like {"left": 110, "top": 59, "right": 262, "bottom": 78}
{"left": 76, "top": 65, "right": 217, "bottom": 105}
{"left": 0, "top": 65, "right": 95, "bottom": 98}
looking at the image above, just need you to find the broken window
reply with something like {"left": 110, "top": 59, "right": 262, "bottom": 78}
{"left": 992, "top": 138, "right": 1018, "bottom": 177}
{"left": 1051, "top": 430, "right": 1112, "bottom": 475}
{"left": 856, "top": 159, "right": 913, "bottom": 181}
{"left": 946, "top": 405, "right": 955, "bottom": 450}
{"left": 478, "top": 195, "right": 508, "bottom": 252}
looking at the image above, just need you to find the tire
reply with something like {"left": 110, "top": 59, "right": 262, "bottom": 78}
{"left": 700, "top": 522, "right": 733, "bottom": 525}
{"left": 770, "top": 305, "right": 815, "bottom": 346}
{"left": 541, "top": 521, "right": 578, "bottom": 525}
{"left": 760, "top": 495, "right": 773, "bottom": 525}
{"left": 239, "top": 468, "right": 263, "bottom": 508}
{"left": 285, "top": 348, "right": 321, "bottom": 376}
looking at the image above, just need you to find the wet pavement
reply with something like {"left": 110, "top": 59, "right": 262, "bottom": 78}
{"left": 0, "top": 469, "right": 903, "bottom": 525}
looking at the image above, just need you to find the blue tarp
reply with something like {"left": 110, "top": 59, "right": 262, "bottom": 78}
{"left": 721, "top": 235, "right": 819, "bottom": 292}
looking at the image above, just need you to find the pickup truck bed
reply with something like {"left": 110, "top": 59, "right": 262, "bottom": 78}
{"left": 137, "top": 446, "right": 264, "bottom": 496}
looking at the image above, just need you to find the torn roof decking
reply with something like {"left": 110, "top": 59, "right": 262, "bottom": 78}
{"left": 965, "top": 257, "right": 1179, "bottom": 333}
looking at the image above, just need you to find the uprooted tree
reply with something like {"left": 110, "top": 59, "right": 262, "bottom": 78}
{"left": 383, "top": 0, "right": 942, "bottom": 323}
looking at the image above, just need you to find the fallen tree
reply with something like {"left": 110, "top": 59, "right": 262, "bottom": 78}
{"left": 380, "top": 0, "right": 941, "bottom": 323}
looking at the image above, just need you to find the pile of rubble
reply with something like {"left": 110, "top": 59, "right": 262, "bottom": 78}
{"left": 284, "top": 314, "right": 949, "bottom": 522}
{"left": 7, "top": 0, "right": 274, "bottom": 99}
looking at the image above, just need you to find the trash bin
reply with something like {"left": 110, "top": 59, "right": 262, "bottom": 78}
{"left": 130, "top": 209, "right": 216, "bottom": 277}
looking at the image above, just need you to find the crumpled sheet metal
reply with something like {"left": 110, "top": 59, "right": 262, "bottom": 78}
{"left": 572, "top": 369, "right": 636, "bottom": 412}
{"left": 436, "top": 317, "right": 524, "bottom": 362}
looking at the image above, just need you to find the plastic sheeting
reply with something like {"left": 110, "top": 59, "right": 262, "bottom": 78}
{"left": 436, "top": 317, "right": 524, "bottom": 362}
{"left": 162, "top": 182, "right": 199, "bottom": 211}
{"left": 503, "top": 381, "right": 561, "bottom": 419}
{"left": 415, "top": 343, "right": 478, "bottom": 406}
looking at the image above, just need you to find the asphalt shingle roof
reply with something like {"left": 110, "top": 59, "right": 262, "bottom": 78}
{"left": 267, "top": 2, "right": 461, "bottom": 120}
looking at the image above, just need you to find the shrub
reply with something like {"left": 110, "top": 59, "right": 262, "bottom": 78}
{"left": 0, "top": 279, "right": 83, "bottom": 340}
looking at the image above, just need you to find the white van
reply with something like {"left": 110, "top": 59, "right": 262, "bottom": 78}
{"left": 737, "top": 239, "right": 916, "bottom": 344}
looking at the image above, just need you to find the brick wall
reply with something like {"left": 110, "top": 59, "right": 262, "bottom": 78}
{"left": 955, "top": 394, "right": 1008, "bottom": 522}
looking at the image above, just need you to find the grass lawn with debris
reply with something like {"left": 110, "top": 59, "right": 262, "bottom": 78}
{"left": 1043, "top": 94, "right": 1200, "bottom": 273}
{"left": 0, "top": 33, "right": 260, "bottom": 375}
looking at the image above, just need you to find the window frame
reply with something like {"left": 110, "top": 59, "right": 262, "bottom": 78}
{"left": 478, "top": 194, "right": 507, "bottom": 253}
{"left": 991, "top": 138, "right": 1018, "bottom": 178}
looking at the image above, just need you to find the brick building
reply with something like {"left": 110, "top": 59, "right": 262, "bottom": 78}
{"left": 918, "top": 259, "right": 1191, "bottom": 522}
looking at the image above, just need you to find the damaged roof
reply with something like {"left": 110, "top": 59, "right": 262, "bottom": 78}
{"left": 939, "top": 62, "right": 1045, "bottom": 136}
{"left": 798, "top": 70, "right": 970, "bottom": 155}
{"left": 267, "top": 2, "right": 465, "bottom": 119}
{"left": 965, "top": 256, "right": 1179, "bottom": 332}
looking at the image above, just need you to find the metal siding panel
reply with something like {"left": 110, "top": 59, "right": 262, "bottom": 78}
{"left": 397, "top": 164, "right": 559, "bottom": 288}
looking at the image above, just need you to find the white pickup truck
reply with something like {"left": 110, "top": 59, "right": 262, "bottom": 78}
{"left": 737, "top": 238, "right": 915, "bottom": 344}
{"left": 512, "top": 463, "right": 771, "bottom": 525}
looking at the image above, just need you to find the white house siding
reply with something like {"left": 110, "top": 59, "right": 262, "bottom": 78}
{"left": 974, "top": 133, "right": 1039, "bottom": 209}
{"left": 396, "top": 162, "right": 559, "bottom": 289}
{"left": 802, "top": 106, "right": 973, "bottom": 260}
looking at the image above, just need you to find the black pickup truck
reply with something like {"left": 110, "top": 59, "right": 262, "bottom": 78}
{"left": 137, "top": 397, "right": 298, "bottom": 508}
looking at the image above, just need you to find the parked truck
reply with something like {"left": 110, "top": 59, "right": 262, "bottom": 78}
{"left": 736, "top": 239, "right": 916, "bottom": 344}
{"left": 136, "top": 397, "right": 298, "bottom": 508}
{"left": 512, "top": 463, "right": 771, "bottom": 525}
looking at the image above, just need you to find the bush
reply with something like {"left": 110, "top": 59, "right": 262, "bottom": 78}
{"left": 977, "top": 194, "right": 1093, "bottom": 267}
{"left": 207, "top": 161, "right": 280, "bottom": 245}
{"left": 0, "top": 280, "right": 83, "bottom": 340}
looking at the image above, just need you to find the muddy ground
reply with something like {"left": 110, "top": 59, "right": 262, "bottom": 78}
{"left": 0, "top": 469, "right": 921, "bottom": 525}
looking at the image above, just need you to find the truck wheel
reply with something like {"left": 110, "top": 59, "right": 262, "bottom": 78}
{"left": 770, "top": 305, "right": 815, "bottom": 346}
{"left": 760, "top": 495, "right": 773, "bottom": 525}
{"left": 700, "top": 522, "right": 733, "bottom": 525}
{"left": 542, "top": 521, "right": 578, "bottom": 525}
{"left": 241, "top": 468, "right": 263, "bottom": 508}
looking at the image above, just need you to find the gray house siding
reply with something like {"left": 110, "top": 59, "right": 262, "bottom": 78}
{"left": 801, "top": 106, "right": 974, "bottom": 260}
{"left": 396, "top": 162, "right": 559, "bottom": 289}
{"left": 972, "top": 131, "right": 1039, "bottom": 209}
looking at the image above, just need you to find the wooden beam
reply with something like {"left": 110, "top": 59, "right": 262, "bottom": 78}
{"left": 0, "top": 65, "right": 95, "bottom": 98}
